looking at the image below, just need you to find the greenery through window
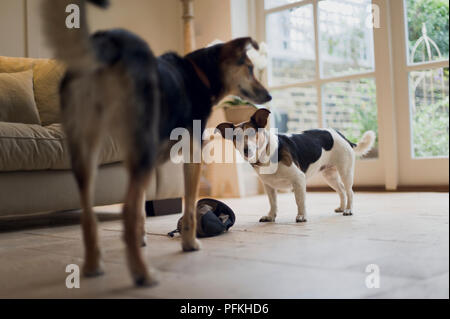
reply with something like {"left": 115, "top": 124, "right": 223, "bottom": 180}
{"left": 406, "top": 0, "right": 449, "bottom": 158}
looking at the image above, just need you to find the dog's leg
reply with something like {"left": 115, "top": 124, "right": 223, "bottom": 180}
{"left": 292, "top": 173, "right": 307, "bottom": 223}
{"left": 260, "top": 184, "right": 277, "bottom": 222}
{"left": 337, "top": 163, "right": 355, "bottom": 216}
{"left": 70, "top": 139, "right": 103, "bottom": 277}
{"left": 341, "top": 174, "right": 354, "bottom": 216}
{"left": 122, "top": 171, "right": 157, "bottom": 287}
{"left": 139, "top": 194, "right": 147, "bottom": 247}
{"left": 322, "top": 167, "right": 347, "bottom": 213}
{"left": 182, "top": 162, "right": 202, "bottom": 251}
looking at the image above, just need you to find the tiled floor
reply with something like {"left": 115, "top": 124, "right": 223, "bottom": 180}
{"left": 0, "top": 192, "right": 448, "bottom": 299}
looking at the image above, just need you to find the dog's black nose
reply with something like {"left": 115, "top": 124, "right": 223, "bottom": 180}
{"left": 266, "top": 94, "right": 272, "bottom": 102}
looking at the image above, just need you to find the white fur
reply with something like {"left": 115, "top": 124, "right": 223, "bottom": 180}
{"left": 241, "top": 129, "right": 375, "bottom": 222}
{"left": 353, "top": 131, "right": 376, "bottom": 156}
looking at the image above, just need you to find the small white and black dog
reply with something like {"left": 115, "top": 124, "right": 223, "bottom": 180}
{"left": 216, "top": 108, "right": 375, "bottom": 223}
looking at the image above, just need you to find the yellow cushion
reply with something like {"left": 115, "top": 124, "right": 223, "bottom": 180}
{"left": 0, "top": 56, "right": 66, "bottom": 126}
{"left": 0, "top": 70, "right": 41, "bottom": 125}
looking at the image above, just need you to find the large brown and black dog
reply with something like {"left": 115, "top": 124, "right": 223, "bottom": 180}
{"left": 41, "top": 0, "right": 271, "bottom": 286}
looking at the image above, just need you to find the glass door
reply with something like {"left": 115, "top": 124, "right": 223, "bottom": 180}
{"left": 391, "top": 0, "right": 449, "bottom": 186}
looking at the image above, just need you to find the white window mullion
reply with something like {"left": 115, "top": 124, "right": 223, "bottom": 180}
{"left": 269, "top": 71, "right": 377, "bottom": 92}
{"left": 371, "top": 0, "right": 399, "bottom": 189}
{"left": 406, "top": 60, "right": 449, "bottom": 72}
{"left": 313, "top": 0, "right": 321, "bottom": 81}
{"left": 312, "top": 0, "right": 324, "bottom": 127}
{"left": 264, "top": 0, "right": 314, "bottom": 15}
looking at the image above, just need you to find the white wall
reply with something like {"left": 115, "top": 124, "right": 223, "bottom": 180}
{"left": 88, "top": 0, "right": 183, "bottom": 56}
{"left": 192, "top": 0, "right": 255, "bottom": 49}
{"left": 0, "top": 0, "right": 183, "bottom": 59}
{"left": 230, "top": 0, "right": 251, "bottom": 38}
{"left": 0, "top": 0, "right": 27, "bottom": 57}
{"left": 193, "top": 0, "right": 232, "bottom": 48}
{"left": 0, "top": 0, "right": 249, "bottom": 58}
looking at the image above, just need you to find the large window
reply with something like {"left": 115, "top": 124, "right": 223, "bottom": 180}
{"left": 405, "top": 0, "right": 449, "bottom": 158}
{"left": 264, "top": 0, "right": 378, "bottom": 159}
{"left": 255, "top": 0, "right": 449, "bottom": 187}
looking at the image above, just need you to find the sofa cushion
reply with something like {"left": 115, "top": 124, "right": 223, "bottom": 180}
{"left": 155, "top": 160, "right": 185, "bottom": 199}
{"left": 0, "top": 122, "right": 123, "bottom": 172}
{"left": 32, "top": 60, "right": 66, "bottom": 126}
{"left": 0, "top": 57, "right": 65, "bottom": 126}
{"left": 0, "top": 70, "right": 41, "bottom": 125}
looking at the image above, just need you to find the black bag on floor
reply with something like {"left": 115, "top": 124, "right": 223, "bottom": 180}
{"left": 168, "top": 199, "right": 235, "bottom": 238}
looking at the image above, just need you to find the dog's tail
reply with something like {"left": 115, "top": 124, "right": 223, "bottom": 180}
{"left": 353, "top": 131, "right": 376, "bottom": 156}
{"left": 41, "top": 0, "right": 109, "bottom": 70}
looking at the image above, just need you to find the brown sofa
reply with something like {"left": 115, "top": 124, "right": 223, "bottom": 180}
{"left": 0, "top": 56, "right": 184, "bottom": 217}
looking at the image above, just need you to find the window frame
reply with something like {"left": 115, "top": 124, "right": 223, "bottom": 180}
{"left": 390, "top": 0, "right": 449, "bottom": 186}
{"left": 261, "top": 0, "right": 379, "bottom": 129}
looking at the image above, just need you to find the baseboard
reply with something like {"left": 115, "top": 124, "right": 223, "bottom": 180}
{"left": 145, "top": 198, "right": 182, "bottom": 217}
{"left": 307, "top": 185, "right": 449, "bottom": 193}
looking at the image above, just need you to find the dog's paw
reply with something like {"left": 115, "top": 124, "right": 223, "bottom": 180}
{"left": 335, "top": 207, "right": 345, "bottom": 213}
{"left": 182, "top": 238, "right": 201, "bottom": 252}
{"left": 83, "top": 262, "right": 105, "bottom": 278}
{"left": 296, "top": 215, "right": 307, "bottom": 223}
{"left": 259, "top": 215, "right": 275, "bottom": 223}
{"left": 141, "top": 235, "right": 148, "bottom": 247}
{"left": 133, "top": 268, "right": 159, "bottom": 287}
{"left": 343, "top": 210, "right": 353, "bottom": 216}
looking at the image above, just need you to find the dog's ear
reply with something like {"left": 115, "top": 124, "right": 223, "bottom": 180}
{"left": 227, "top": 37, "right": 259, "bottom": 52}
{"left": 215, "top": 122, "right": 235, "bottom": 139}
{"left": 222, "top": 37, "right": 259, "bottom": 63}
{"left": 251, "top": 108, "right": 271, "bottom": 128}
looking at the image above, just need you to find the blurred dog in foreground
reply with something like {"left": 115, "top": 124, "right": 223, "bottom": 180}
{"left": 41, "top": 0, "right": 271, "bottom": 286}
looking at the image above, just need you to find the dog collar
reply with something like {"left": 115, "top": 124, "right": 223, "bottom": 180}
{"left": 187, "top": 58, "right": 211, "bottom": 90}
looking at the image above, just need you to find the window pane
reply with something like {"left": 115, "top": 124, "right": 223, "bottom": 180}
{"left": 319, "top": 0, "right": 375, "bottom": 77}
{"left": 410, "top": 67, "right": 449, "bottom": 158}
{"left": 266, "top": 5, "right": 316, "bottom": 86}
{"left": 270, "top": 87, "right": 318, "bottom": 133}
{"left": 405, "top": 0, "right": 449, "bottom": 64}
{"left": 323, "top": 78, "right": 379, "bottom": 159}
{"left": 265, "top": 0, "right": 304, "bottom": 10}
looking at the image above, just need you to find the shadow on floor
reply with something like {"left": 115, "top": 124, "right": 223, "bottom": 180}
{"left": 0, "top": 210, "right": 122, "bottom": 233}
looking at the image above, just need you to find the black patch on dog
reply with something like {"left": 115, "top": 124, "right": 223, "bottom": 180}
{"left": 156, "top": 51, "right": 215, "bottom": 139}
{"left": 185, "top": 44, "right": 225, "bottom": 102}
{"left": 87, "top": 0, "right": 110, "bottom": 8}
{"left": 155, "top": 43, "right": 228, "bottom": 143}
{"left": 70, "top": 29, "right": 225, "bottom": 173}
{"left": 90, "top": 29, "right": 160, "bottom": 174}
{"left": 61, "top": 28, "right": 229, "bottom": 175}
{"left": 277, "top": 130, "right": 334, "bottom": 173}
{"left": 335, "top": 130, "right": 357, "bottom": 148}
